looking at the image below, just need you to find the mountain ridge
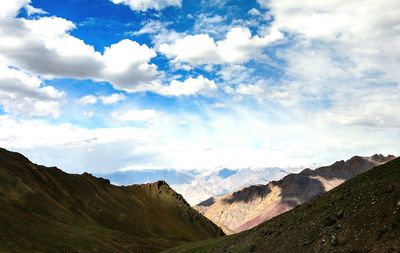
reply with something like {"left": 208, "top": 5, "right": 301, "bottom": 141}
{"left": 164, "top": 156, "right": 400, "bottom": 253}
{"left": 196, "top": 154, "right": 396, "bottom": 233}
{"left": 0, "top": 147, "right": 224, "bottom": 253}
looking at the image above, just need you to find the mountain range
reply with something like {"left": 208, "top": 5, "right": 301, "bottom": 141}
{"left": 99, "top": 167, "right": 292, "bottom": 206}
{"left": 1, "top": 147, "right": 398, "bottom": 253}
{"left": 164, "top": 156, "right": 400, "bottom": 253}
{"left": 195, "top": 154, "right": 396, "bottom": 234}
{"left": 0, "top": 148, "right": 223, "bottom": 253}
{"left": 172, "top": 167, "right": 290, "bottom": 206}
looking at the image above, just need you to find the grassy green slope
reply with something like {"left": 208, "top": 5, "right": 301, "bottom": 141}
{"left": 0, "top": 148, "right": 224, "bottom": 253}
{"left": 164, "top": 157, "right": 400, "bottom": 253}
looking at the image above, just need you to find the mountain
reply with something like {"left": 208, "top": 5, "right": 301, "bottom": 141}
{"left": 172, "top": 167, "right": 290, "bottom": 206}
{"left": 96, "top": 167, "right": 290, "bottom": 206}
{"left": 0, "top": 148, "right": 224, "bottom": 253}
{"left": 164, "top": 156, "right": 400, "bottom": 253}
{"left": 195, "top": 154, "right": 395, "bottom": 234}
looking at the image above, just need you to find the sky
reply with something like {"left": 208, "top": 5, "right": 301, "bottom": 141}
{"left": 0, "top": 0, "right": 399, "bottom": 174}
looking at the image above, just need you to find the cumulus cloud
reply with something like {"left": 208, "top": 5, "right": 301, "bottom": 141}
{"left": 261, "top": 0, "right": 400, "bottom": 82}
{"left": 24, "top": 4, "right": 48, "bottom": 16}
{"left": 133, "top": 76, "right": 218, "bottom": 96}
{"left": 227, "top": 0, "right": 400, "bottom": 131}
{"left": 78, "top": 95, "right": 97, "bottom": 105}
{"left": 79, "top": 93, "right": 126, "bottom": 106}
{"left": 0, "top": 0, "right": 29, "bottom": 19}
{"left": 99, "top": 93, "right": 126, "bottom": 105}
{"left": 100, "top": 39, "right": 158, "bottom": 91}
{"left": 159, "top": 26, "right": 283, "bottom": 66}
{"left": 0, "top": 65, "right": 63, "bottom": 117}
{"left": 0, "top": 2, "right": 159, "bottom": 93}
{"left": 155, "top": 76, "right": 218, "bottom": 96}
{"left": 110, "top": 0, "right": 182, "bottom": 11}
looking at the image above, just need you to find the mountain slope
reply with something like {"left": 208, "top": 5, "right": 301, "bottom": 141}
{"left": 195, "top": 155, "right": 395, "bottom": 233}
{"left": 164, "top": 157, "right": 400, "bottom": 253}
{"left": 0, "top": 148, "right": 224, "bottom": 253}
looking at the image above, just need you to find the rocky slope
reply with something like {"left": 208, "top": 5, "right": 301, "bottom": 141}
{"left": 0, "top": 148, "right": 224, "bottom": 253}
{"left": 195, "top": 154, "right": 395, "bottom": 233}
{"left": 164, "top": 157, "right": 400, "bottom": 253}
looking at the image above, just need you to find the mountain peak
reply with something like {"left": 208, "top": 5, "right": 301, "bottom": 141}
{"left": 155, "top": 180, "right": 169, "bottom": 187}
{"left": 369, "top": 153, "right": 396, "bottom": 164}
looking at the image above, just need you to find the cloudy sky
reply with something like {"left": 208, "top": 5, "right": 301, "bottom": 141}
{"left": 0, "top": 0, "right": 399, "bottom": 173}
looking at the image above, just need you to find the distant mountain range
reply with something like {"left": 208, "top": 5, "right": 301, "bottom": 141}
{"left": 99, "top": 167, "right": 292, "bottom": 206}
{"left": 195, "top": 154, "right": 396, "bottom": 234}
{"left": 0, "top": 148, "right": 223, "bottom": 253}
{"left": 2, "top": 146, "right": 398, "bottom": 253}
{"left": 172, "top": 167, "right": 291, "bottom": 206}
{"left": 165, "top": 156, "right": 400, "bottom": 253}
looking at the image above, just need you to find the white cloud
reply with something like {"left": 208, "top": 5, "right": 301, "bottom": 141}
{"left": 130, "top": 20, "right": 185, "bottom": 51}
{"left": 159, "top": 27, "right": 283, "bottom": 66}
{"left": 133, "top": 76, "right": 218, "bottom": 96}
{"left": 129, "top": 20, "right": 172, "bottom": 36}
{"left": 262, "top": 0, "right": 400, "bottom": 83}
{"left": 282, "top": 48, "right": 350, "bottom": 83}
{"left": 154, "top": 76, "right": 218, "bottom": 96}
{"left": 24, "top": 4, "right": 48, "bottom": 16}
{"left": 0, "top": 65, "right": 63, "bottom": 117}
{"left": 78, "top": 95, "right": 97, "bottom": 105}
{"left": 232, "top": 0, "right": 400, "bottom": 131}
{"left": 99, "top": 93, "right": 126, "bottom": 105}
{"left": 193, "top": 14, "right": 228, "bottom": 36}
{"left": 0, "top": 100, "right": 399, "bottom": 177}
{"left": 100, "top": 39, "right": 158, "bottom": 91}
{"left": 110, "top": 0, "right": 182, "bottom": 11}
{"left": 78, "top": 93, "right": 126, "bottom": 106}
{"left": 0, "top": 0, "right": 29, "bottom": 19}
{"left": 0, "top": 116, "right": 159, "bottom": 173}
{"left": 0, "top": 6, "right": 159, "bottom": 93}
{"left": 218, "top": 64, "right": 253, "bottom": 84}
{"left": 112, "top": 109, "right": 158, "bottom": 122}
{"left": 248, "top": 8, "right": 261, "bottom": 16}
{"left": 322, "top": 84, "right": 400, "bottom": 128}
